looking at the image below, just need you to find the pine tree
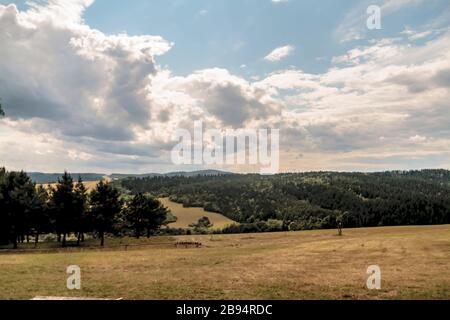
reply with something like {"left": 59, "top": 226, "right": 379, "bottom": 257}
{"left": 125, "top": 193, "right": 146, "bottom": 239}
{"left": 73, "top": 177, "right": 88, "bottom": 245}
{"left": 90, "top": 180, "right": 122, "bottom": 246}
{"left": 0, "top": 168, "right": 8, "bottom": 245}
{"left": 0, "top": 171, "right": 35, "bottom": 249}
{"left": 125, "top": 193, "right": 168, "bottom": 239}
{"left": 30, "top": 186, "right": 51, "bottom": 247}
{"left": 143, "top": 196, "right": 168, "bottom": 238}
{"left": 51, "top": 172, "right": 75, "bottom": 247}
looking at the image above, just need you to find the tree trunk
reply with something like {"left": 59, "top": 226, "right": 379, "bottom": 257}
{"left": 57, "top": 233, "right": 61, "bottom": 242}
{"left": 147, "top": 228, "right": 151, "bottom": 239}
{"left": 12, "top": 234, "right": 18, "bottom": 249}
{"left": 62, "top": 233, "right": 66, "bottom": 247}
{"left": 81, "top": 233, "right": 85, "bottom": 242}
{"left": 26, "top": 234, "right": 30, "bottom": 243}
{"left": 100, "top": 232, "right": 104, "bottom": 246}
{"left": 34, "top": 232, "right": 39, "bottom": 248}
{"left": 77, "top": 232, "right": 81, "bottom": 246}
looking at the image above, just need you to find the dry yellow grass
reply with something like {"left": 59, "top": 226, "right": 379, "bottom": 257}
{"left": 160, "top": 197, "right": 236, "bottom": 229}
{"left": 38, "top": 180, "right": 102, "bottom": 192}
{"left": 0, "top": 225, "right": 449, "bottom": 300}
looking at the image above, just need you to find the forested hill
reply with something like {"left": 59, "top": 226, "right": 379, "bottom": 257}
{"left": 28, "top": 170, "right": 230, "bottom": 184}
{"left": 119, "top": 170, "right": 450, "bottom": 231}
{"left": 28, "top": 173, "right": 105, "bottom": 184}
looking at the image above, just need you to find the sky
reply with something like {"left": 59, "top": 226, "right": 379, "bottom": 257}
{"left": 0, "top": 0, "right": 449, "bottom": 173}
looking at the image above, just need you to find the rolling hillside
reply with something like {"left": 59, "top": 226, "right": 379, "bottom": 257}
{"left": 119, "top": 170, "right": 450, "bottom": 231}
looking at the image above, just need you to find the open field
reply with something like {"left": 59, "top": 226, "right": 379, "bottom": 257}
{"left": 160, "top": 197, "right": 236, "bottom": 229}
{"left": 0, "top": 225, "right": 449, "bottom": 300}
{"left": 38, "top": 180, "right": 102, "bottom": 192}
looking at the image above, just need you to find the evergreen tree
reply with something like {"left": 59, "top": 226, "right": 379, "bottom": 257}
{"left": 0, "top": 171, "right": 35, "bottom": 248}
{"left": 30, "top": 186, "right": 51, "bottom": 247}
{"left": 0, "top": 168, "right": 8, "bottom": 245}
{"left": 143, "top": 197, "right": 168, "bottom": 238}
{"left": 73, "top": 177, "right": 88, "bottom": 245}
{"left": 125, "top": 193, "right": 168, "bottom": 239}
{"left": 90, "top": 180, "right": 122, "bottom": 246}
{"left": 125, "top": 193, "right": 146, "bottom": 239}
{"left": 52, "top": 172, "right": 75, "bottom": 247}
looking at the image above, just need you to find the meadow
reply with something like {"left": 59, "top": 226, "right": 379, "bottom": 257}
{"left": 38, "top": 180, "right": 105, "bottom": 192}
{"left": 0, "top": 225, "right": 449, "bottom": 300}
{"left": 160, "top": 197, "right": 236, "bottom": 229}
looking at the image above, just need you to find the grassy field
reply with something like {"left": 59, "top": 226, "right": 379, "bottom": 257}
{"left": 38, "top": 180, "right": 102, "bottom": 192}
{"left": 0, "top": 225, "right": 449, "bottom": 300}
{"left": 160, "top": 197, "right": 236, "bottom": 229}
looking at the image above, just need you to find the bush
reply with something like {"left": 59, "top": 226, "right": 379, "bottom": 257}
{"left": 160, "top": 228, "right": 187, "bottom": 236}
{"left": 221, "top": 220, "right": 285, "bottom": 234}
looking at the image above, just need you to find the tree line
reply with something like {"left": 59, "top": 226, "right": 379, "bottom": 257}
{"left": 120, "top": 170, "right": 450, "bottom": 232}
{"left": 0, "top": 169, "right": 171, "bottom": 249}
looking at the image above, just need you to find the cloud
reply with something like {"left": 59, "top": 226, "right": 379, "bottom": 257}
{"left": 0, "top": 1, "right": 173, "bottom": 170}
{"left": 334, "top": 0, "right": 427, "bottom": 43}
{"left": 148, "top": 68, "right": 282, "bottom": 128}
{"left": 256, "top": 32, "right": 450, "bottom": 170}
{"left": 264, "top": 45, "right": 294, "bottom": 62}
{"left": 0, "top": 0, "right": 449, "bottom": 173}
{"left": 0, "top": 3, "right": 173, "bottom": 136}
{"left": 24, "top": 0, "right": 94, "bottom": 26}
{"left": 408, "top": 135, "right": 427, "bottom": 143}
{"left": 196, "top": 9, "right": 208, "bottom": 17}
{"left": 381, "top": 0, "right": 425, "bottom": 15}
{"left": 400, "top": 27, "right": 435, "bottom": 41}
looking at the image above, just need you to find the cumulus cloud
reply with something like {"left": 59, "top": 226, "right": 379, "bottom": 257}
{"left": 150, "top": 68, "right": 282, "bottom": 128}
{"left": 0, "top": 0, "right": 449, "bottom": 173}
{"left": 24, "top": 0, "right": 94, "bottom": 26}
{"left": 0, "top": 1, "right": 175, "bottom": 170}
{"left": 0, "top": 1, "right": 285, "bottom": 172}
{"left": 256, "top": 32, "right": 450, "bottom": 170}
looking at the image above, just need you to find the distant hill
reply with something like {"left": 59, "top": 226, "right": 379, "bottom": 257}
{"left": 165, "top": 170, "right": 232, "bottom": 177}
{"left": 110, "top": 170, "right": 231, "bottom": 180}
{"left": 108, "top": 173, "right": 162, "bottom": 180}
{"left": 28, "top": 170, "right": 232, "bottom": 184}
{"left": 28, "top": 172, "right": 106, "bottom": 184}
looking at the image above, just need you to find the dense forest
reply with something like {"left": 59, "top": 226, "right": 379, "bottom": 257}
{"left": 120, "top": 170, "right": 450, "bottom": 232}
